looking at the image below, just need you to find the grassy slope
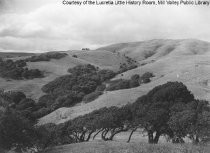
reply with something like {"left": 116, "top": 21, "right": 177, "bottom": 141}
{"left": 0, "top": 52, "right": 35, "bottom": 58}
{"left": 1, "top": 39, "right": 210, "bottom": 125}
{"left": 0, "top": 50, "right": 129, "bottom": 100}
{"left": 38, "top": 39, "right": 210, "bottom": 125}
{"left": 44, "top": 141, "right": 210, "bottom": 153}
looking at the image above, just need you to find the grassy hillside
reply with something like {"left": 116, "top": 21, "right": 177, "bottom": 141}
{"left": 97, "top": 39, "right": 210, "bottom": 61}
{"left": 44, "top": 141, "right": 210, "bottom": 153}
{"left": 1, "top": 39, "right": 210, "bottom": 125}
{"left": 0, "top": 50, "right": 130, "bottom": 100}
{"left": 0, "top": 52, "right": 35, "bottom": 58}
{"left": 38, "top": 39, "right": 210, "bottom": 125}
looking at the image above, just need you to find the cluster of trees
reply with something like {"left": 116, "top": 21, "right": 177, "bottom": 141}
{"left": 118, "top": 54, "right": 138, "bottom": 74}
{"left": 62, "top": 82, "right": 210, "bottom": 144}
{"left": 106, "top": 72, "right": 154, "bottom": 91}
{"left": 82, "top": 91, "right": 103, "bottom": 103}
{"left": 124, "top": 55, "right": 137, "bottom": 65}
{"left": 25, "top": 52, "right": 68, "bottom": 62}
{"left": 35, "top": 64, "right": 154, "bottom": 116}
{"left": 0, "top": 90, "right": 54, "bottom": 122}
{"left": 35, "top": 64, "right": 116, "bottom": 116}
{"left": 0, "top": 58, "right": 44, "bottom": 80}
{"left": 0, "top": 82, "right": 209, "bottom": 152}
{"left": 0, "top": 90, "right": 75, "bottom": 152}
{"left": 119, "top": 63, "right": 138, "bottom": 73}
{"left": 0, "top": 52, "right": 68, "bottom": 80}
{"left": 0, "top": 108, "right": 73, "bottom": 152}
{"left": 62, "top": 106, "right": 131, "bottom": 142}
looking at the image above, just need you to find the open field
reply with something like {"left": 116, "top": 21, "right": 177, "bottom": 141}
{"left": 44, "top": 141, "right": 210, "bottom": 153}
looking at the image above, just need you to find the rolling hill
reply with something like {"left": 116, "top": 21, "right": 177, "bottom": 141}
{"left": 1, "top": 39, "right": 210, "bottom": 125}
{"left": 38, "top": 39, "right": 210, "bottom": 125}
{"left": 0, "top": 50, "right": 131, "bottom": 100}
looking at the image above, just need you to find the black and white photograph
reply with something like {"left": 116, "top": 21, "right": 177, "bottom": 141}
{"left": 0, "top": 0, "right": 210, "bottom": 152}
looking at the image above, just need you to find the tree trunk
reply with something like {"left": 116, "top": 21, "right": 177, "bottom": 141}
{"left": 127, "top": 128, "right": 137, "bottom": 143}
{"left": 153, "top": 131, "right": 161, "bottom": 144}
{"left": 193, "top": 135, "right": 199, "bottom": 144}
{"left": 108, "top": 128, "right": 128, "bottom": 140}
{"left": 172, "top": 137, "right": 185, "bottom": 143}
{"left": 93, "top": 129, "right": 103, "bottom": 140}
{"left": 72, "top": 132, "right": 80, "bottom": 142}
{"left": 85, "top": 130, "right": 95, "bottom": 141}
{"left": 101, "top": 129, "right": 109, "bottom": 141}
{"left": 79, "top": 131, "right": 86, "bottom": 142}
{"left": 148, "top": 131, "right": 154, "bottom": 144}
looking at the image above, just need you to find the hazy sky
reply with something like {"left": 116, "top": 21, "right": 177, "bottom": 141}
{"left": 0, "top": 0, "right": 210, "bottom": 52}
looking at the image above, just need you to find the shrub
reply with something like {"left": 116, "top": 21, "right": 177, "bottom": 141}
{"left": 5, "top": 91, "right": 26, "bottom": 104}
{"left": 0, "top": 59, "right": 44, "bottom": 80}
{"left": 40, "top": 65, "right": 116, "bottom": 113}
{"left": 36, "top": 123, "right": 74, "bottom": 149}
{"left": 98, "top": 69, "right": 116, "bottom": 82}
{"left": 31, "top": 107, "right": 51, "bottom": 119}
{"left": 130, "top": 74, "right": 140, "bottom": 88}
{"left": 96, "top": 84, "right": 106, "bottom": 91}
{"left": 53, "top": 92, "right": 80, "bottom": 109}
{"left": 68, "top": 64, "right": 97, "bottom": 76}
{"left": 38, "top": 94, "right": 56, "bottom": 108}
{"left": 140, "top": 72, "right": 154, "bottom": 83}
{"left": 83, "top": 91, "right": 103, "bottom": 103}
{"left": 72, "top": 55, "right": 78, "bottom": 58}
{"left": 131, "top": 74, "right": 140, "bottom": 81}
{"left": 0, "top": 109, "right": 37, "bottom": 151}
{"left": 119, "top": 63, "right": 138, "bottom": 73}
{"left": 25, "top": 52, "right": 68, "bottom": 62}
{"left": 129, "top": 79, "right": 140, "bottom": 88}
{"left": 15, "top": 98, "right": 36, "bottom": 110}
{"left": 107, "top": 79, "right": 130, "bottom": 91}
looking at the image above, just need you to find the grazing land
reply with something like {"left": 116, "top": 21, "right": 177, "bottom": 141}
{"left": 44, "top": 141, "right": 210, "bottom": 153}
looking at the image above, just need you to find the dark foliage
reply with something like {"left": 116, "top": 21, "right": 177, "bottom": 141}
{"left": 52, "top": 92, "right": 83, "bottom": 109}
{"left": 31, "top": 108, "right": 52, "bottom": 120}
{"left": 0, "top": 91, "right": 73, "bottom": 152}
{"left": 106, "top": 79, "right": 130, "bottom": 91}
{"left": 130, "top": 74, "right": 140, "bottom": 88}
{"left": 168, "top": 100, "right": 210, "bottom": 144}
{"left": 98, "top": 69, "right": 116, "bottom": 82}
{"left": 139, "top": 72, "right": 154, "bottom": 83}
{"left": 106, "top": 72, "right": 154, "bottom": 91}
{"left": 131, "top": 82, "right": 194, "bottom": 143}
{"left": 0, "top": 59, "right": 44, "bottom": 80}
{"left": 38, "top": 64, "right": 116, "bottom": 117}
{"left": 15, "top": 98, "right": 36, "bottom": 110}
{"left": 1, "top": 81, "right": 209, "bottom": 152}
{"left": 0, "top": 90, "right": 50, "bottom": 122}
{"left": 83, "top": 91, "right": 103, "bottom": 103}
{"left": 5, "top": 91, "right": 26, "bottom": 104}
{"left": 63, "top": 106, "right": 131, "bottom": 142}
{"left": 62, "top": 81, "right": 210, "bottom": 144}
{"left": 36, "top": 123, "right": 74, "bottom": 150}
{"left": 119, "top": 63, "right": 138, "bottom": 73}
{"left": 72, "top": 55, "right": 78, "bottom": 58}
{"left": 96, "top": 84, "right": 106, "bottom": 91}
{"left": 25, "top": 52, "right": 68, "bottom": 62}
{"left": 0, "top": 109, "right": 37, "bottom": 152}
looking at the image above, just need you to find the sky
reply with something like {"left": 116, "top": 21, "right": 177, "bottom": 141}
{"left": 0, "top": 0, "right": 210, "bottom": 52}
